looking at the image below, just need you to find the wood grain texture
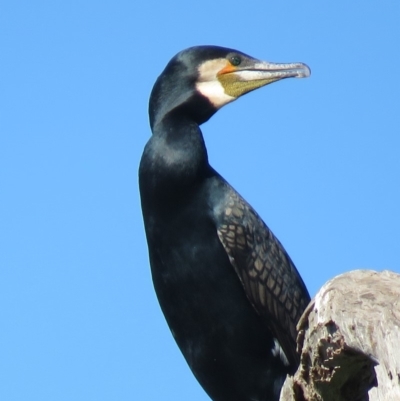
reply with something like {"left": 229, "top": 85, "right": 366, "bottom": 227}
{"left": 280, "top": 270, "right": 400, "bottom": 401}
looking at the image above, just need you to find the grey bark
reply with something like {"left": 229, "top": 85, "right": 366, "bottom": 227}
{"left": 279, "top": 270, "right": 400, "bottom": 401}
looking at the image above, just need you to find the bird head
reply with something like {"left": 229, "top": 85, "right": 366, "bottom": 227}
{"left": 149, "top": 46, "right": 310, "bottom": 129}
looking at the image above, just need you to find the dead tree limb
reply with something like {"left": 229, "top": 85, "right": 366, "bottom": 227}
{"left": 280, "top": 270, "right": 400, "bottom": 401}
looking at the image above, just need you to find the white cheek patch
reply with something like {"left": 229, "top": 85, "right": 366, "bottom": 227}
{"left": 196, "top": 59, "right": 235, "bottom": 109}
{"left": 196, "top": 80, "right": 235, "bottom": 108}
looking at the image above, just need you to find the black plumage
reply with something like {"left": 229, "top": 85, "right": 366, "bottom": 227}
{"left": 139, "top": 46, "right": 311, "bottom": 401}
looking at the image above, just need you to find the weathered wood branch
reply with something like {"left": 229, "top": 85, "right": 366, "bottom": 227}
{"left": 280, "top": 270, "right": 400, "bottom": 401}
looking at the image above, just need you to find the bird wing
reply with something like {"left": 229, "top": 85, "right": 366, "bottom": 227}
{"left": 215, "top": 187, "right": 310, "bottom": 366}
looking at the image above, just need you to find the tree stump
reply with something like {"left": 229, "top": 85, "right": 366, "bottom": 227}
{"left": 280, "top": 270, "right": 400, "bottom": 401}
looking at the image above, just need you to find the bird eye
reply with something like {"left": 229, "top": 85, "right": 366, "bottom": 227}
{"left": 230, "top": 56, "right": 241, "bottom": 66}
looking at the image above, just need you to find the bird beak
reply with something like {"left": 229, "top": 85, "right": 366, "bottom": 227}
{"left": 218, "top": 60, "right": 311, "bottom": 98}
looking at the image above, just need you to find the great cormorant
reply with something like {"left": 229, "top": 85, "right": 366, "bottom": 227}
{"left": 139, "top": 46, "right": 311, "bottom": 401}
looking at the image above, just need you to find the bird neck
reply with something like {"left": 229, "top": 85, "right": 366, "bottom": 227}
{"left": 139, "top": 112, "right": 210, "bottom": 206}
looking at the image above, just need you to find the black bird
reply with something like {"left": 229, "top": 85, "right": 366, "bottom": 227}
{"left": 139, "top": 46, "right": 311, "bottom": 401}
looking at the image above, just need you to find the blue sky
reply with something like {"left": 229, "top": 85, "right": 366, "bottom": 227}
{"left": 1, "top": 1, "right": 399, "bottom": 400}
